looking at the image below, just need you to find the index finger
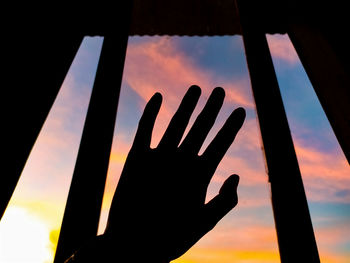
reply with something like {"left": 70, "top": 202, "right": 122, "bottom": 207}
{"left": 132, "top": 92, "right": 163, "bottom": 150}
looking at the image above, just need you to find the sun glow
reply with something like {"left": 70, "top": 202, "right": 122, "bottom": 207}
{"left": 0, "top": 206, "right": 52, "bottom": 263}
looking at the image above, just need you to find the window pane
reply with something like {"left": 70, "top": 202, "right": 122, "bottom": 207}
{"left": 100, "top": 36, "right": 279, "bottom": 263}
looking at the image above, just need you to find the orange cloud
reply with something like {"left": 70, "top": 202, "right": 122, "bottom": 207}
{"left": 175, "top": 247, "right": 280, "bottom": 263}
{"left": 101, "top": 140, "right": 131, "bottom": 210}
{"left": 313, "top": 223, "right": 350, "bottom": 263}
{"left": 172, "top": 222, "right": 279, "bottom": 263}
{"left": 266, "top": 34, "right": 299, "bottom": 65}
{"left": 174, "top": 219, "right": 350, "bottom": 263}
{"left": 202, "top": 224, "right": 278, "bottom": 250}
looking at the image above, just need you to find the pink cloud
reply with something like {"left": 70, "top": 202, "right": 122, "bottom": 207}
{"left": 294, "top": 141, "right": 350, "bottom": 203}
{"left": 117, "top": 37, "right": 257, "bottom": 150}
{"left": 315, "top": 223, "right": 350, "bottom": 247}
{"left": 123, "top": 37, "right": 254, "bottom": 113}
{"left": 266, "top": 34, "right": 299, "bottom": 65}
{"left": 14, "top": 73, "right": 93, "bottom": 196}
{"left": 215, "top": 118, "right": 266, "bottom": 181}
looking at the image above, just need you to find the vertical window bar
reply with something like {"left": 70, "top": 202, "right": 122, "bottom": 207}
{"left": 235, "top": 1, "right": 320, "bottom": 262}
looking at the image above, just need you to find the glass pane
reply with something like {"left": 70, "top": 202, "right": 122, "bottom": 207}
{"left": 267, "top": 34, "right": 350, "bottom": 263}
{"left": 99, "top": 36, "right": 280, "bottom": 263}
{"left": 0, "top": 37, "right": 103, "bottom": 263}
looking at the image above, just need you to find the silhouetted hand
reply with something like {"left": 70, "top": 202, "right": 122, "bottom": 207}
{"left": 65, "top": 86, "right": 245, "bottom": 263}
{"left": 103, "top": 85, "right": 245, "bottom": 262}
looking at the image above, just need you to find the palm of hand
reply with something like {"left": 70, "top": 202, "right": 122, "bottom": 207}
{"left": 105, "top": 86, "right": 245, "bottom": 262}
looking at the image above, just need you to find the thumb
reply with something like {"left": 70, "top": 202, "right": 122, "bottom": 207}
{"left": 201, "top": 174, "right": 239, "bottom": 233}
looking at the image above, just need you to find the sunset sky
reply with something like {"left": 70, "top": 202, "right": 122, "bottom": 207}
{"left": 0, "top": 35, "right": 349, "bottom": 263}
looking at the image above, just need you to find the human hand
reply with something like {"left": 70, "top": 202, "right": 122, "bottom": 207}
{"left": 102, "top": 85, "right": 246, "bottom": 262}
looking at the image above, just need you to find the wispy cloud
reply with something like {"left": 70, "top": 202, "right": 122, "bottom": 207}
{"left": 294, "top": 140, "right": 350, "bottom": 203}
{"left": 124, "top": 37, "right": 254, "bottom": 112}
{"left": 315, "top": 222, "right": 350, "bottom": 247}
{"left": 267, "top": 34, "right": 299, "bottom": 65}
